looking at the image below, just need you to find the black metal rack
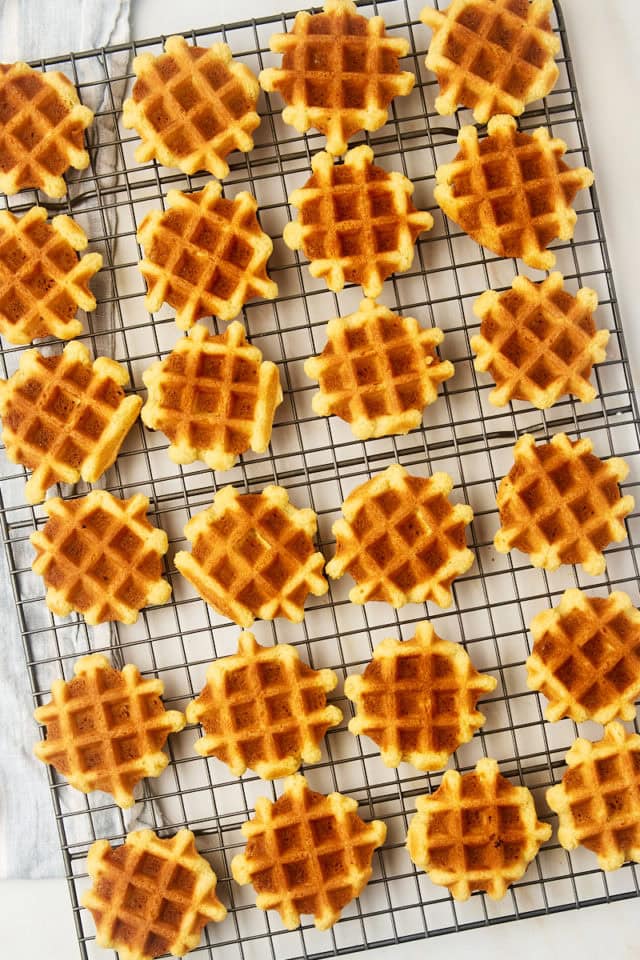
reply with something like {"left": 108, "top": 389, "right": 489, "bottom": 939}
{"left": 1, "top": 1, "right": 639, "bottom": 957}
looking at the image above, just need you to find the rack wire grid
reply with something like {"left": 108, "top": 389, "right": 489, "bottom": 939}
{"left": 1, "top": 0, "right": 639, "bottom": 957}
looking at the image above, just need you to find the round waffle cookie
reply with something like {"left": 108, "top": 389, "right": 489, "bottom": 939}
{"left": 34, "top": 654, "right": 185, "bottom": 808}
{"left": 527, "top": 589, "right": 640, "bottom": 724}
{"left": 344, "top": 621, "right": 496, "bottom": 770}
{"left": 0, "top": 206, "right": 102, "bottom": 345}
{"left": 326, "top": 464, "right": 475, "bottom": 609}
{"left": 259, "top": 0, "right": 415, "bottom": 156}
{"left": 547, "top": 723, "right": 640, "bottom": 872}
{"left": 123, "top": 36, "right": 260, "bottom": 180}
{"left": 174, "top": 485, "right": 328, "bottom": 627}
{"left": 304, "top": 298, "right": 454, "bottom": 439}
{"left": 83, "top": 829, "right": 227, "bottom": 960}
{"left": 137, "top": 180, "right": 278, "bottom": 330}
{"left": 0, "top": 341, "right": 141, "bottom": 504}
{"left": 0, "top": 61, "right": 93, "bottom": 197}
{"left": 407, "top": 758, "right": 551, "bottom": 900}
{"left": 30, "top": 489, "right": 172, "bottom": 625}
{"left": 421, "top": 0, "right": 560, "bottom": 124}
{"left": 471, "top": 272, "right": 608, "bottom": 409}
{"left": 186, "top": 631, "right": 342, "bottom": 778}
{"left": 434, "top": 115, "right": 594, "bottom": 271}
{"left": 231, "top": 774, "right": 387, "bottom": 930}
{"left": 283, "top": 145, "right": 434, "bottom": 298}
{"left": 141, "top": 322, "right": 282, "bottom": 472}
{"left": 494, "top": 433, "right": 634, "bottom": 576}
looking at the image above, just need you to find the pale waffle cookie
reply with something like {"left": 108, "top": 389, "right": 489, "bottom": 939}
{"left": 0, "top": 61, "right": 93, "bottom": 198}
{"left": 0, "top": 341, "right": 141, "bottom": 504}
{"left": 304, "top": 298, "right": 454, "bottom": 440}
{"left": 421, "top": 0, "right": 560, "bottom": 124}
{"left": 0, "top": 206, "right": 102, "bottom": 345}
{"left": 326, "top": 464, "right": 475, "bottom": 609}
{"left": 471, "top": 273, "right": 608, "bottom": 409}
{"left": 186, "top": 631, "right": 342, "bottom": 778}
{"left": 33, "top": 654, "right": 185, "bottom": 808}
{"left": 259, "top": 0, "right": 415, "bottom": 157}
{"left": 122, "top": 36, "right": 260, "bottom": 180}
{"left": 407, "top": 758, "right": 551, "bottom": 900}
{"left": 82, "top": 829, "right": 227, "bottom": 960}
{"left": 141, "top": 322, "right": 282, "bottom": 471}
{"left": 434, "top": 114, "right": 594, "bottom": 271}
{"left": 494, "top": 433, "right": 634, "bottom": 576}
{"left": 137, "top": 180, "right": 278, "bottom": 330}
{"left": 526, "top": 589, "right": 640, "bottom": 724}
{"left": 344, "top": 621, "right": 496, "bottom": 770}
{"left": 283, "top": 145, "right": 434, "bottom": 298}
{"left": 231, "top": 773, "right": 386, "bottom": 930}
{"left": 174, "top": 485, "right": 328, "bottom": 627}
{"left": 546, "top": 722, "right": 640, "bottom": 871}
{"left": 30, "top": 489, "right": 172, "bottom": 625}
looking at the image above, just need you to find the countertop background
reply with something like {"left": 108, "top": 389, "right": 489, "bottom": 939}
{"left": 2, "top": 0, "right": 639, "bottom": 957}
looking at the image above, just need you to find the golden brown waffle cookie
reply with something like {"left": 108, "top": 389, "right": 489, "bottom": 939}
{"left": 494, "top": 433, "right": 634, "bottom": 575}
{"left": 434, "top": 115, "right": 594, "bottom": 270}
{"left": 141, "top": 322, "right": 282, "bottom": 471}
{"left": 527, "top": 589, "right": 640, "bottom": 724}
{"left": 407, "top": 757, "right": 551, "bottom": 900}
{"left": 344, "top": 621, "right": 496, "bottom": 770}
{"left": 83, "top": 829, "right": 227, "bottom": 960}
{"left": 186, "top": 631, "right": 342, "bottom": 778}
{"left": 231, "top": 773, "right": 386, "bottom": 930}
{"left": 0, "top": 61, "right": 93, "bottom": 198}
{"left": 0, "top": 341, "right": 141, "bottom": 504}
{"left": 547, "top": 723, "right": 640, "bottom": 871}
{"left": 304, "top": 298, "right": 454, "bottom": 439}
{"left": 283, "top": 145, "right": 434, "bottom": 297}
{"left": 30, "top": 490, "right": 172, "bottom": 625}
{"left": 0, "top": 206, "right": 102, "bottom": 345}
{"left": 137, "top": 180, "right": 278, "bottom": 330}
{"left": 259, "top": 0, "right": 415, "bottom": 156}
{"left": 34, "top": 654, "right": 185, "bottom": 808}
{"left": 326, "top": 464, "right": 474, "bottom": 608}
{"left": 421, "top": 0, "right": 560, "bottom": 124}
{"left": 174, "top": 485, "right": 328, "bottom": 627}
{"left": 122, "top": 36, "right": 260, "bottom": 180}
{"left": 471, "top": 273, "right": 608, "bottom": 409}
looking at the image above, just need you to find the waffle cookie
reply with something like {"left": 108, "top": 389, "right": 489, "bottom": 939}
{"left": 174, "top": 485, "right": 328, "bottom": 627}
{"left": 141, "top": 322, "right": 282, "bottom": 472}
{"left": 283, "top": 145, "right": 434, "bottom": 298}
{"left": 34, "top": 654, "right": 185, "bottom": 808}
{"left": 0, "top": 206, "right": 102, "bottom": 345}
{"left": 326, "top": 464, "right": 474, "bottom": 608}
{"left": 547, "top": 723, "right": 640, "bottom": 871}
{"left": 434, "top": 115, "right": 594, "bottom": 270}
{"left": 344, "top": 621, "right": 496, "bottom": 770}
{"left": 471, "top": 273, "right": 607, "bottom": 409}
{"left": 407, "top": 758, "right": 551, "bottom": 900}
{"left": 186, "top": 631, "right": 342, "bottom": 778}
{"left": 231, "top": 774, "right": 386, "bottom": 930}
{"left": 259, "top": 0, "right": 414, "bottom": 157}
{"left": 30, "top": 490, "right": 172, "bottom": 625}
{"left": 527, "top": 589, "right": 640, "bottom": 724}
{"left": 123, "top": 36, "right": 260, "bottom": 181}
{"left": 83, "top": 829, "right": 227, "bottom": 960}
{"left": 137, "top": 180, "right": 278, "bottom": 330}
{"left": 421, "top": 0, "right": 560, "bottom": 124}
{"left": 0, "top": 61, "right": 93, "bottom": 197}
{"left": 494, "top": 433, "right": 634, "bottom": 575}
{"left": 0, "top": 341, "right": 141, "bottom": 504}
{"left": 304, "top": 298, "right": 454, "bottom": 439}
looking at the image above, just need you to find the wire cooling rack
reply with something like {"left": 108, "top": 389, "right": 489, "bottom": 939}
{"left": 1, "top": 1, "right": 640, "bottom": 957}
